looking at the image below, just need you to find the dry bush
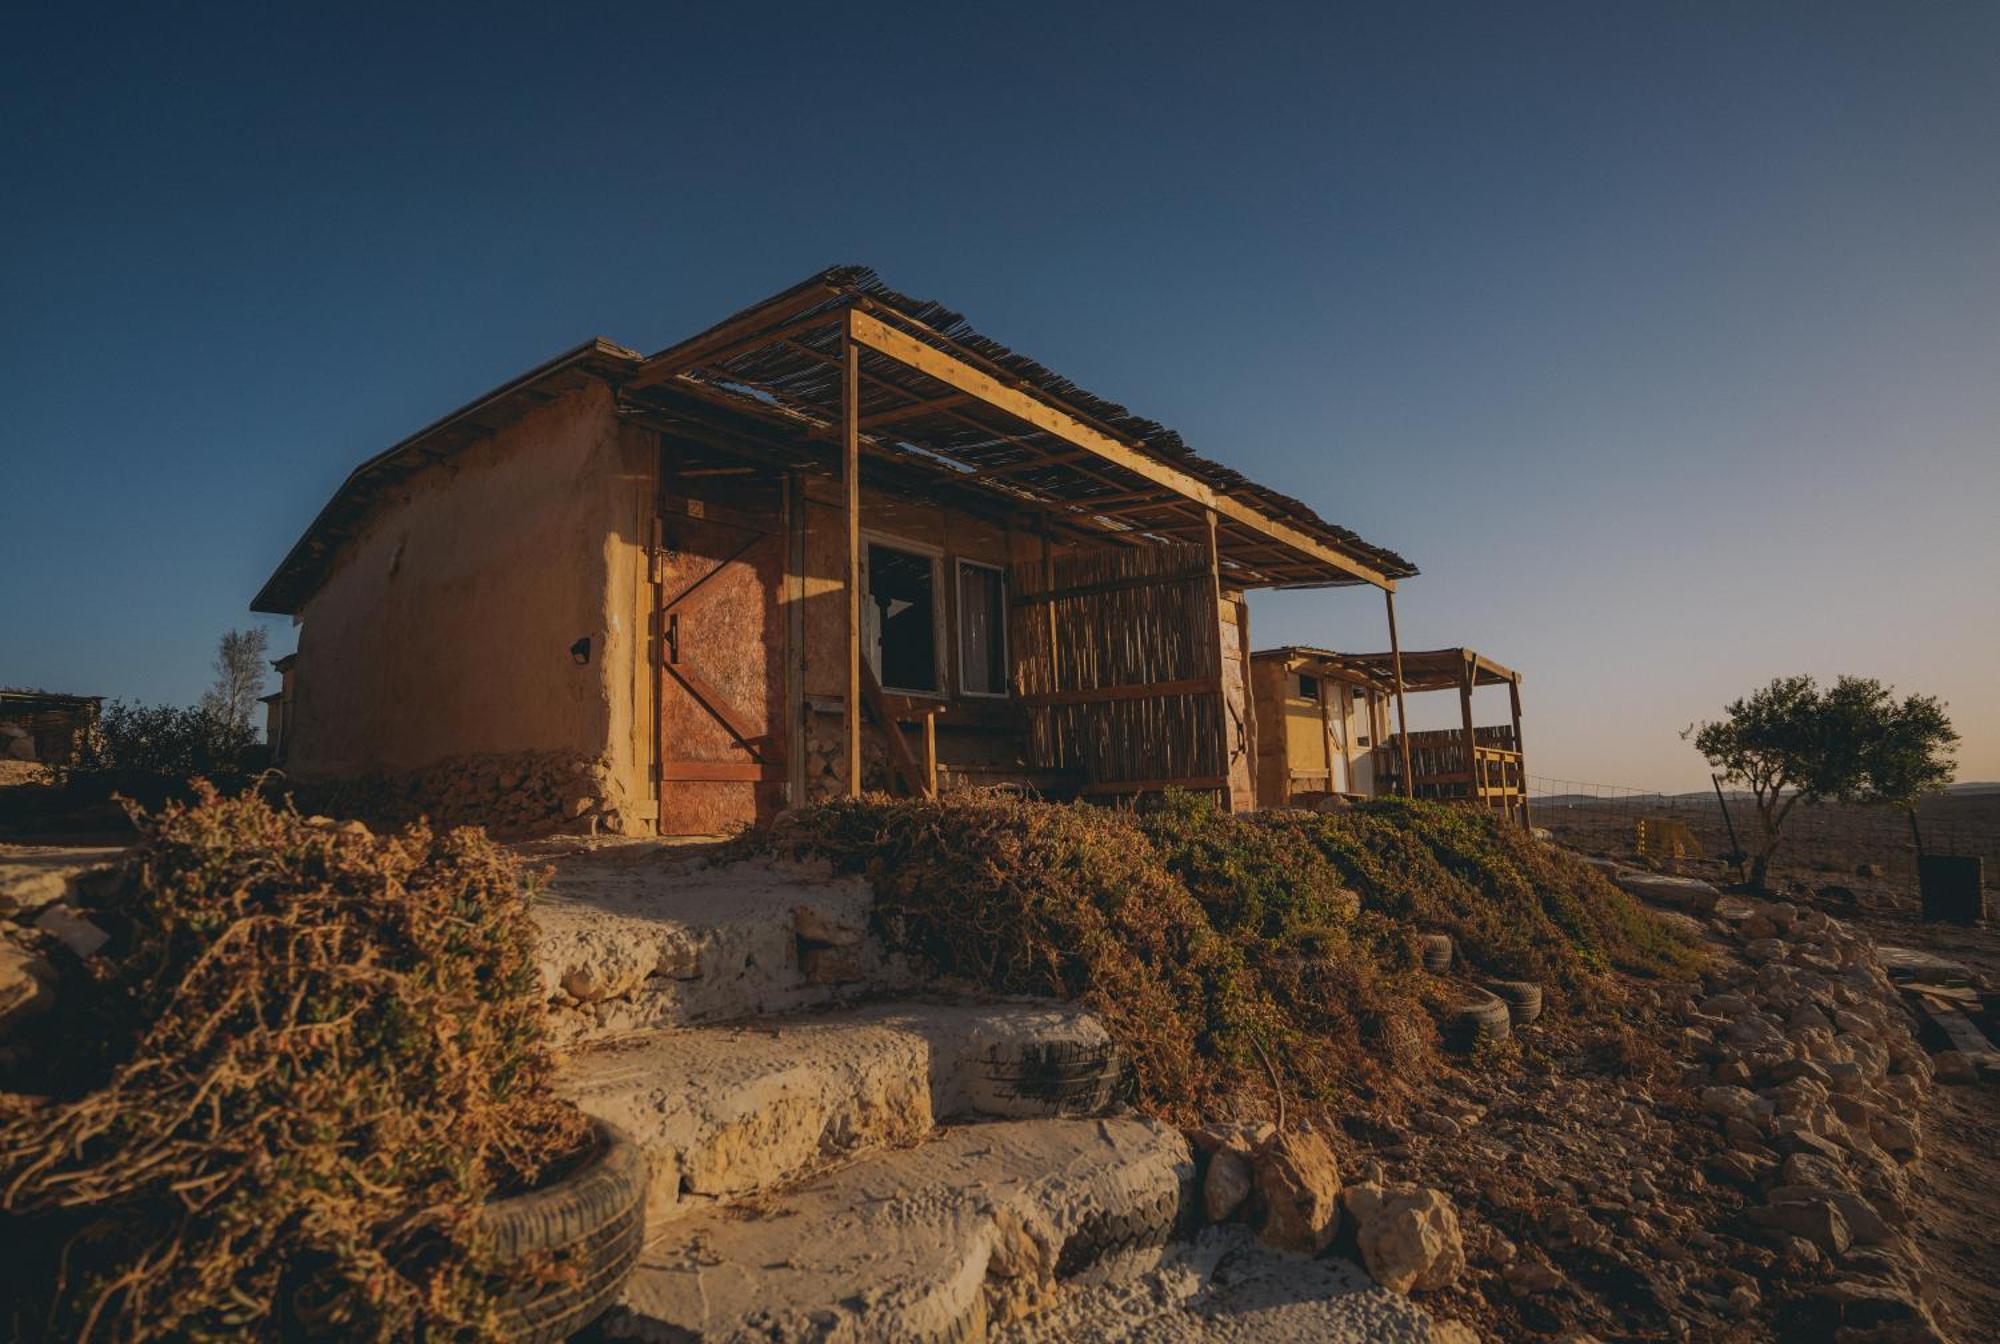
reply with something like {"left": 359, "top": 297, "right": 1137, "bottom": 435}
{"left": 737, "top": 793, "right": 1702, "bottom": 1127}
{"left": 0, "top": 785, "right": 589, "bottom": 1342}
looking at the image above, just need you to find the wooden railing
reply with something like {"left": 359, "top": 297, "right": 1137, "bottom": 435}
{"left": 1376, "top": 726, "right": 1525, "bottom": 816}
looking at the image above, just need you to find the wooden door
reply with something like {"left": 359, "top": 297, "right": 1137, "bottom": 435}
{"left": 656, "top": 474, "right": 787, "bottom": 834}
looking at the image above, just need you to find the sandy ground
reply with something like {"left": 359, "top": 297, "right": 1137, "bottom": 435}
{"left": 995, "top": 1227, "right": 1444, "bottom": 1344}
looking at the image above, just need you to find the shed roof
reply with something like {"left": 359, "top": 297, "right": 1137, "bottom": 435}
{"left": 1255, "top": 645, "right": 1519, "bottom": 693}
{"left": 622, "top": 267, "right": 1416, "bottom": 590}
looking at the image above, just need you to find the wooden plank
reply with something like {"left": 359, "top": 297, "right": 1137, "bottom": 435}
{"left": 659, "top": 761, "right": 786, "bottom": 782}
{"left": 629, "top": 294, "right": 845, "bottom": 389}
{"left": 1079, "top": 775, "right": 1229, "bottom": 796}
{"left": 1510, "top": 672, "right": 1531, "bottom": 830}
{"left": 1019, "top": 677, "right": 1223, "bottom": 708}
{"left": 844, "top": 320, "right": 862, "bottom": 796}
{"left": 1459, "top": 653, "right": 1479, "bottom": 805}
{"left": 923, "top": 711, "right": 938, "bottom": 799}
{"left": 1384, "top": 589, "right": 1414, "bottom": 796}
{"left": 785, "top": 470, "right": 807, "bottom": 806}
{"left": 847, "top": 310, "right": 1397, "bottom": 590}
{"left": 859, "top": 658, "right": 926, "bottom": 797}
{"left": 663, "top": 661, "right": 768, "bottom": 758}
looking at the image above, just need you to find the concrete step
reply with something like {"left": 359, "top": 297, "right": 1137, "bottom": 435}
{"left": 558, "top": 1000, "right": 1130, "bottom": 1228}
{"left": 601, "top": 1117, "right": 1195, "bottom": 1343}
{"left": 532, "top": 852, "right": 910, "bottom": 1043}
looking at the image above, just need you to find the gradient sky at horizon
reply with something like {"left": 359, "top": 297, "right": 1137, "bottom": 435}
{"left": 3, "top": 2, "right": 1995, "bottom": 792}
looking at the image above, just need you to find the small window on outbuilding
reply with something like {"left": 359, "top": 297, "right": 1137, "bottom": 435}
{"left": 1297, "top": 673, "right": 1320, "bottom": 701}
{"left": 957, "top": 560, "right": 1008, "bottom": 696}
{"left": 866, "top": 542, "right": 939, "bottom": 693}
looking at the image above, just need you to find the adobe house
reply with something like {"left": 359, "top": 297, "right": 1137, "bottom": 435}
{"left": 252, "top": 267, "right": 1421, "bottom": 835}
{"left": 1249, "top": 646, "right": 1529, "bottom": 826}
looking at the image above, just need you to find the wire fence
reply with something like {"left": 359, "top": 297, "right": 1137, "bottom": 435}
{"left": 1525, "top": 775, "right": 1999, "bottom": 888}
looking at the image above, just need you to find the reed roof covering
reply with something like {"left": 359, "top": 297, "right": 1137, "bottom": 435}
{"left": 624, "top": 266, "right": 1416, "bottom": 591}
{"left": 1256, "top": 645, "right": 1519, "bottom": 692}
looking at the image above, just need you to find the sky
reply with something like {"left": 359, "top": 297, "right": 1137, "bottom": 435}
{"left": 3, "top": 1, "right": 1995, "bottom": 792}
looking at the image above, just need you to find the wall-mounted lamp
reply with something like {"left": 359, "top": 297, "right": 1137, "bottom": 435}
{"left": 570, "top": 637, "right": 592, "bottom": 666}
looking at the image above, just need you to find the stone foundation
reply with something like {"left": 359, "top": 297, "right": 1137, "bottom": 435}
{"left": 285, "top": 750, "right": 634, "bottom": 839}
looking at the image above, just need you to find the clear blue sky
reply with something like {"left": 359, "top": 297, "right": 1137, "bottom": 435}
{"left": 4, "top": 2, "right": 1995, "bottom": 791}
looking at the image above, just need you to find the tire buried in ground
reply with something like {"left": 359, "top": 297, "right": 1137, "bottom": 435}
{"left": 477, "top": 1118, "right": 648, "bottom": 1344}
{"left": 1420, "top": 933, "right": 1455, "bottom": 975}
{"left": 1055, "top": 1170, "right": 1196, "bottom": 1278}
{"left": 1483, "top": 980, "right": 1544, "bottom": 1026}
{"left": 977, "top": 1039, "right": 1130, "bottom": 1117}
{"left": 1440, "top": 992, "right": 1512, "bottom": 1052}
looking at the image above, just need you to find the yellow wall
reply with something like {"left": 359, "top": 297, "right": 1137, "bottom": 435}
{"left": 288, "top": 382, "right": 655, "bottom": 825}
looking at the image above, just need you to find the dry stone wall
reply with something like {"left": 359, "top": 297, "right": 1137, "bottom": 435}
{"left": 286, "top": 750, "right": 629, "bottom": 839}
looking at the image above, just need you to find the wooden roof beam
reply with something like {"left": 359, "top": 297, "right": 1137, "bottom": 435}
{"left": 846, "top": 310, "right": 1396, "bottom": 590}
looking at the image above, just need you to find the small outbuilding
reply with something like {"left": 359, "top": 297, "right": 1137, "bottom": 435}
{"left": 0, "top": 690, "right": 101, "bottom": 766}
{"left": 1250, "top": 646, "right": 1529, "bottom": 826}
{"left": 252, "top": 267, "right": 1425, "bottom": 835}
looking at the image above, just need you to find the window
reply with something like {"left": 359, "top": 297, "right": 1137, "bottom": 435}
{"left": 865, "top": 542, "right": 939, "bottom": 693}
{"left": 1297, "top": 673, "right": 1320, "bottom": 701}
{"left": 957, "top": 560, "right": 1008, "bottom": 696}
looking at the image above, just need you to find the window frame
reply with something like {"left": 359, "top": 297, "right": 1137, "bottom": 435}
{"left": 953, "top": 557, "right": 1011, "bottom": 699}
{"left": 860, "top": 532, "right": 946, "bottom": 699}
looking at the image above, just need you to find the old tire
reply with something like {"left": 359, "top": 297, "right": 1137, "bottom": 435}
{"left": 1056, "top": 1170, "right": 1195, "bottom": 1277}
{"left": 976, "top": 1038, "right": 1130, "bottom": 1117}
{"left": 477, "top": 1118, "right": 648, "bottom": 1344}
{"left": 1484, "top": 980, "right": 1544, "bottom": 1026}
{"left": 1420, "top": 934, "right": 1454, "bottom": 975}
{"left": 1440, "top": 992, "right": 1512, "bottom": 1052}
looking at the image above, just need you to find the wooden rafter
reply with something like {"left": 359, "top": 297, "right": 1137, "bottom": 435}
{"left": 846, "top": 310, "right": 1397, "bottom": 590}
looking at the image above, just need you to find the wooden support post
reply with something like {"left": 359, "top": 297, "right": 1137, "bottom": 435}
{"left": 1385, "top": 589, "right": 1414, "bottom": 797}
{"left": 1203, "top": 509, "right": 1232, "bottom": 809}
{"left": 843, "top": 317, "right": 862, "bottom": 797}
{"left": 1038, "top": 521, "right": 1058, "bottom": 688}
{"left": 1510, "top": 673, "right": 1531, "bottom": 831}
{"left": 923, "top": 711, "right": 938, "bottom": 799}
{"left": 1459, "top": 652, "right": 1478, "bottom": 809}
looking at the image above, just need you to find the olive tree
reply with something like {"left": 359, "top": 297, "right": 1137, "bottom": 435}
{"left": 1690, "top": 675, "right": 1957, "bottom": 889}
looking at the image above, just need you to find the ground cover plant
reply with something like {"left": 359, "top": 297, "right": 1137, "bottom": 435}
{"left": 734, "top": 792, "right": 1703, "bottom": 1127}
{"left": 0, "top": 785, "right": 590, "bottom": 1342}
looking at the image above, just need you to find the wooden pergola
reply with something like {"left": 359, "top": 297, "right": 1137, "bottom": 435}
{"left": 621, "top": 267, "right": 1420, "bottom": 797}
{"left": 1272, "top": 646, "right": 1530, "bottom": 827}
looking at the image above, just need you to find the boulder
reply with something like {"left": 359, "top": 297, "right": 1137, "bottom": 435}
{"left": 1342, "top": 1183, "right": 1465, "bottom": 1293}
{"left": 0, "top": 943, "right": 59, "bottom": 1034}
{"left": 33, "top": 904, "right": 108, "bottom": 959}
{"left": 1203, "top": 1146, "right": 1254, "bottom": 1222}
{"left": 1749, "top": 1195, "right": 1852, "bottom": 1257}
{"left": 1251, "top": 1127, "right": 1342, "bottom": 1253}
{"left": 1615, "top": 871, "right": 1721, "bottom": 914}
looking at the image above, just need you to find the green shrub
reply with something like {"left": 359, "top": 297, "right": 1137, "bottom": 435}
{"left": 736, "top": 793, "right": 1702, "bottom": 1126}
{"left": 0, "top": 785, "right": 588, "bottom": 1341}
{"left": 51, "top": 700, "right": 261, "bottom": 803}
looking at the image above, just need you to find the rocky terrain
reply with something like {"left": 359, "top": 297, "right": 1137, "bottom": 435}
{"left": 4, "top": 829, "right": 1992, "bottom": 1343}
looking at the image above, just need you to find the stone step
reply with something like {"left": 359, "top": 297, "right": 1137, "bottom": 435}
{"left": 558, "top": 1000, "right": 1130, "bottom": 1228}
{"left": 532, "top": 852, "right": 910, "bottom": 1043}
{"left": 600, "top": 1117, "right": 1195, "bottom": 1343}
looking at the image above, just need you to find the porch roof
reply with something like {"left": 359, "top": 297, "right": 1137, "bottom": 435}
{"left": 1256, "top": 645, "right": 1519, "bottom": 693}
{"left": 622, "top": 267, "right": 1416, "bottom": 591}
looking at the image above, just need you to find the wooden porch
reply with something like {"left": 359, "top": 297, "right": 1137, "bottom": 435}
{"left": 618, "top": 267, "right": 1422, "bottom": 814}
{"left": 1251, "top": 645, "right": 1530, "bottom": 828}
